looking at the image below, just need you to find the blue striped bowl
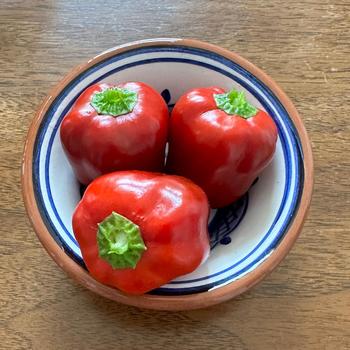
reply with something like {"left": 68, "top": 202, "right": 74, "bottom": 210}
{"left": 22, "top": 39, "right": 313, "bottom": 310}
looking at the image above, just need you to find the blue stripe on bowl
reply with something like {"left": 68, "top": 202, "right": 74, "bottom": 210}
{"left": 32, "top": 45, "right": 304, "bottom": 293}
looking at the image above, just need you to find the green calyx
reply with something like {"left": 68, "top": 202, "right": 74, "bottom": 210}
{"left": 97, "top": 212, "right": 146, "bottom": 269}
{"left": 214, "top": 89, "right": 257, "bottom": 118}
{"left": 91, "top": 87, "right": 138, "bottom": 116}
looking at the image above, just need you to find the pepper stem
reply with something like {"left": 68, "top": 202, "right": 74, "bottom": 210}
{"left": 91, "top": 87, "right": 138, "bottom": 116}
{"left": 214, "top": 89, "right": 257, "bottom": 118}
{"left": 97, "top": 211, "right": 146, "bottom": 269}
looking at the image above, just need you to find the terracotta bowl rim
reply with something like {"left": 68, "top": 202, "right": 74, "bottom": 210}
{"left": 22, "top": 38, "right": 313, "bottom": 311}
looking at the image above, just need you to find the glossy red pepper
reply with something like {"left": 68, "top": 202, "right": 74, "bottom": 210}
{"left": 60, "top": 82, "right": 168, "bottom": 185}
{"left": 73, "top": 171, "right": 210, "bottom": 295}
{"left": 166, "top": 87, "right": 278, "bottom": 208}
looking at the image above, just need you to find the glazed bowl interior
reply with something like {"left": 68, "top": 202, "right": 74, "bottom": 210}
{"left": 23, "top": 39, "right": 312, "bottom": 309}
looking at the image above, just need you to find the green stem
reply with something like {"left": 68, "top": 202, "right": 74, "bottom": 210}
{"left": 91, "top": 87, "right": 138, "bottom": 116}
{"left": 97, "top": 212, "right": 146, "bottom": 269}
{"left": 214, "top": 89, "right": 257, "bottom": 118}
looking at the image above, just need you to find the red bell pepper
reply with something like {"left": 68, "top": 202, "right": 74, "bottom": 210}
{"left": 166, "top": 87, "right": 278, "bottom": 208}
{"left": 73, "top": 171, "right": 210, "bottom": 295}
{"left": 60, "top": 82, "right": 168, "bottom": 185}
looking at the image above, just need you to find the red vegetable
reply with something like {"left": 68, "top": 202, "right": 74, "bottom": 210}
{"left": 166, "top": 87, "right": 278, "bottom": 208}
{"left": 73, "top": 171, "right": 210, "bottom": 295}
{"left": 60, "top": 82, "right": 168, "bottom": 185}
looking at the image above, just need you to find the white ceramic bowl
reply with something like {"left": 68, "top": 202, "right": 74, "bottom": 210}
{"left": 22, "top": 38, "right": 313, "bottom": 310}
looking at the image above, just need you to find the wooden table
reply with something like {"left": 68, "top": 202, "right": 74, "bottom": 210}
{"left": 1, "top": 0, "right": 349, "bottom": 349}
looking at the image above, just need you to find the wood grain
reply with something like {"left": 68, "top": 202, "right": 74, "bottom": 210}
{"left": 1, "top": 0, "right": 349, "bottom": 349}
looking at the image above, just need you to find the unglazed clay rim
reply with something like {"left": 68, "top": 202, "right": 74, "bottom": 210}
{"left": 22, "top": 38, "right": 313, "bottom": 311}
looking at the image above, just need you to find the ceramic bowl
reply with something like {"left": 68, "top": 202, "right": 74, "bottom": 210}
{"left": 22, "top": 38, "right": 313, "bottom": 310}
